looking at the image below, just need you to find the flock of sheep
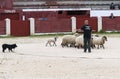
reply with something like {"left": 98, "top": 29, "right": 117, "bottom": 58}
{"left": 46, "top": 33, "right": 108, "bottom": 49}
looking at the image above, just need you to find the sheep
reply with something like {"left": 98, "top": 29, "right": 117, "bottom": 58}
{"left": 75, "top": 35, "right": 94, "bottom": 49}
{"left": 91, "top": 34, "right": 99, "bottom": 37}
{"left": 75, "top": 35, "right": 84, "bottom": 48}
{"left": 92, "top": 36, "right": 107, "bottom": 49}
{"left": 91, "top": 34, "right": 100, "bottom": 48}
{"left": 61, "top": 33, "right": 80, "bottom": 47}
{"left": 46, "top": 36, "right": 58, "bottom": 46}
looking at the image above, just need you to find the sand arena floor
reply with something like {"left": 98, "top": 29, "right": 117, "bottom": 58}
{"left": 0, "top": 35, "right": 120, "bottom": 79}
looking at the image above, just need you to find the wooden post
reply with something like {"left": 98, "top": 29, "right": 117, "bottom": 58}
{"left": 5, "top": 18, "right": 11, "bottom": 36}
{"left": 29, "top": 18, "right": 35, "bottom": 35}
{"left": 71, "top": 16, "right": 76, "bottom": 33}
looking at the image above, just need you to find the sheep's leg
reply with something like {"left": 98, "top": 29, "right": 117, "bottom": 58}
{"left": 51, "top": 42, "right": 54, "bottom": 46}
{"left": 46, "top": 42, "right": 48, "bottom": 46}
{"left": 53, "top": 42, "right": 57, "bottom": 46}
{"left": 97, "top": 45, "right": 99, "bottom": 49}
{"left": 61, "top": 43, "right": 63, "bottom": 47}
{"left": 69, "top": 44, "right": 72, "bottom": 47}
{"left": 62, "top": 45, "right": 64, "bottom": 47}
{"left": 99, "top": 44, "right": 105, "bottom": 49}
{"left": 76, "top": 46, "right": 79, "bottom": 49}
{"left": 49, "top": 42, "right": 52, "bottom": 46}
{"left": 91, "top": 45, "right": 94, "bottom": 49}
{"left": 93, "top": 45, "right": 96, "bottom": 48}
{"left": 100, "top": 45, "right": 103, "bottom": 48}
{"left": 102, "top": 45, "right": 105, "bottom": 49}
{"left": 51, "top": 42, "right": 56, "bottom": 46}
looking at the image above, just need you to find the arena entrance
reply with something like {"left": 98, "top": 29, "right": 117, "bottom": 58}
{"left": 11, "top": 20, "right": 30, "bottom": 36}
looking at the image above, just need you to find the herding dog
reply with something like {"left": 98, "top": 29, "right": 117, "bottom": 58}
{"left": 2, "top": 44, "right": 17, "bottom": 52}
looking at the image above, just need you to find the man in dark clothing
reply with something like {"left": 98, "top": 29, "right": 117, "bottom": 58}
{"left": 109, "top": 13, "right": 115, "bottom": 19}
{"left": 110, "top": 2, "right": 115, "bottom": 10}
{"left": 81, "top": 20, "right": 92, "bottom": 53}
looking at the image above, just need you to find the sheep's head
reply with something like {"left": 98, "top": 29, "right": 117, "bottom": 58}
{"left": 102, "top": 36, "right": 107, "bottom": 41}
{"left": 54, "top": 36, "right": 58, "bottom": 41}
{"left": 74, "top": 33, "right": 80, "bottom": 37}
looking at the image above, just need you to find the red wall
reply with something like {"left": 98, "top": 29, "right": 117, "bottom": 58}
{"left": 23, "top": 11, "right": 90, "bottom": 33}
{"left": 76, "top": 17, "right": 98, "bottom": 32}
{"left": 102, "top": 17, "right": 120, "bottom": 31}
{"left": 11, "top": 20, "right": 30, "bottom": 36}
{"left": 35, "top": 18, "right": 72, "bottom": 33}
{"left": 23, "top": 11, "right": 57, "bottom": 20}
{"left": 0, "top": 17, "right": 98, "bottom": 36}
{"left": 0, "top": 13, "right": 19, "bottom": 20}
{"left": 0, "top": 21, "right": 6, "bottom": 35}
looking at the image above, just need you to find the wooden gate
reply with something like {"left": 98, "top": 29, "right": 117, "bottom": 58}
{"left": 35, "top": 18, "right": 72, "bottom": 33}
{"left": 0, "top": 21, "right": 6, "bottom": 35}
{"left": 11, "top": 20, "right": 30, "bottom": 36}
{"left": 76, "top": 17, "right": 98, "bottom": 32}
{"left": 102, "top": 17, "right": 120, "bottom": 31}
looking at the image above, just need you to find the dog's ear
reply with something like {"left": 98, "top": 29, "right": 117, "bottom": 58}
{"left": 14, "top": 44, "right": 17, "bottom": 46}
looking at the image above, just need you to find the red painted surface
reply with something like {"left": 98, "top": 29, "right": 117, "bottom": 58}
{"left": 23, "top": 11, "right": 57, "bottom": 20}
{"left": 0, "top": 13, "right": 19, "bottom": 20}
{"left": 35, "top": 18, "right": 72, "bottom": 33}
{"left": 76, "top": 17, "right": 98, "bottom": 32}
{"left": 23, "top": 10, "right": 89, "bottom": 33}
{"left": 0, "top": 0, "right": 13, "bottom": 9}
{"left": 102, "top": 17, "right": 120, "bottom": 31}
{"left": 0, "top": 21, "right": 6, "bottom": 35}
{"left": 11, "top": 20, "right": 30, "bottom": 36}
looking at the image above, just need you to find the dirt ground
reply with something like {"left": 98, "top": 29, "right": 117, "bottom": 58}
{"left": 0, "top": 35, "right": 120, "bottom": 79}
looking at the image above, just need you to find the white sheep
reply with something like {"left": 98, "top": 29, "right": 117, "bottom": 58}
{"left": 46, "top": 37, "right": 58, "bottom": 46}
{"left": 75, "top": 35, "right": 96, "bottom": 49}
{"left": 75, "top": 35, "right": 84, "bottom": 48}
{"left": 92, "top": 36, "right": 107, "bottom": 49}
{"left": 91, "top": 34, "right": 99, "bottom": 37}
{"left": 61, "top": 33, "right": 80, "bottom": 47}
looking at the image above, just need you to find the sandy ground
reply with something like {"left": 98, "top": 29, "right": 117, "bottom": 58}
{"left": 0, "top": 35, "right": 120, "bottom": 79}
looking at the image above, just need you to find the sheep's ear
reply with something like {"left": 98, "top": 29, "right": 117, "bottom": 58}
{"left": 103, "top": 36, "right": 107, "bottom": 41}
{"left": 74, "top": 33, "right": 80, "bottom": 36}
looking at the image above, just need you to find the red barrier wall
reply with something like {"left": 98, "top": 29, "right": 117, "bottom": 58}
{"left": 0, "top": 13, "right": 20, "bottom": 20}
{"left": 0, "top": 21, "right": 6, "bottom": 35}
{"left": 76, "top": 17, "right": 98, "bottom": 32}
{"left": 35, "top": 18, "right": 72, "bottom": 33}
{"left": 11, "top": 20, "right": 30, "bottom": 36}
{"left": 102, "top": 17, "right": 120, "bottom": 31}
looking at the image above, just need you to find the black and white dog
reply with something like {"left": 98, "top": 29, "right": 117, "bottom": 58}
{"left": 2, "top": 44, "right": 17, "bottom": 52}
